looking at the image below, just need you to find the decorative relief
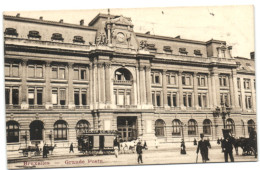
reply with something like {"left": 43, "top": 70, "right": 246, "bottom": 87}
{"left": 139, "top": 40, "right": 148, "bottom": 50}
{"left": 96, "top": 32, "right": 107, "bottom": 46}
{"left": 21, "top": 59, "right": 28, "bottom": 66}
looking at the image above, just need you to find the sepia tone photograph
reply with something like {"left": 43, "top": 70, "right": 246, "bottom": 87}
{"left": 2, "top": 3, "right": 258, "bottom": 170}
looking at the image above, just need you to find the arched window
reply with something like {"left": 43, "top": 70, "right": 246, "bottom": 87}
{"left": 248, "top": 119, "right": 255, "bottom": 134}
{"left": 188, "top": 119, "right": 198, "bottom": 135}
{"left": 54, "top": 120, "right": 68, "bottom": 140}
{"left": 114, "top": 68, "right": 132, "bottom": 81}
{"left": 172, "top": 119, "right": 181, "bottom": 136}
{"left": 6, "top": 121, "right": 19, "bottom": 143}
{"left": 226, "top": 118, "right": 235, "bottom": 134}
{"left": 76, "top": 120, "right": 90, "bottom": 135}
{"left": 30, "top": 120, "right": 44, "bottom": 140}
{"left": 155, "top": 119, "right": 165, "bottom": 137}
{"left": 203, "top": 119, "right": 212, "bottom": 135}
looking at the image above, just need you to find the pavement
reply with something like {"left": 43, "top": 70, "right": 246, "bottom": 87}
{"left": 7, "top": 145, "right": 258, "bottom": 169}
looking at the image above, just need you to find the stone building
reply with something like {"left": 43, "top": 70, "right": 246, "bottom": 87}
{"left": 3, "top": 13, "right": 256, "bottom": 156}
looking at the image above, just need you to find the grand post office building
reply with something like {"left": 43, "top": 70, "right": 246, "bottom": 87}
{"left": 3, "top": 13, "right": 256, "bottom": 155}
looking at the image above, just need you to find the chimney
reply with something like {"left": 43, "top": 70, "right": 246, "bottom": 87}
{"left": 145, "top": 31, "right": 150, "bottom": 35}
{"left": 175, "top": 35, "right": 181, "bottom": 39}
{"left": 80, "top": 19, "right": 84, "bottom": 26}
{"left": 59, "top": 19, "right": 63, "bottom": 23}
{"left": 16, "top": 13, "right": 20, "bottom": 17}
{"left": 250, "top": 52, "right": 255, "bottom": 60}
{"left": 39, "top": 16, "right": 43, "bottom": 20}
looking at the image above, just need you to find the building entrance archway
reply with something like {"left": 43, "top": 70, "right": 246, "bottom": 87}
{"left": 117, "top": 116, "right": 137, "bottom": 141}
{"left": 29, "top": 120, "right": 44, "bottom": 141}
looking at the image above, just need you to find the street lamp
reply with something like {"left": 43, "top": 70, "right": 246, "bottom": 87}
{"left": 213, "top": 102, "right": 232, "bottom": 129}
{"left": 180, "top": 122, "right": 186, "bottom": 140}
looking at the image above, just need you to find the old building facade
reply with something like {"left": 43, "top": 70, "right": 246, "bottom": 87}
{"left": 4, "top": 13, "right": 256, "bottom": 156}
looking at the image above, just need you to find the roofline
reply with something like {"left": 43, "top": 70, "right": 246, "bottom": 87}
{"left": 206, "top": 39, "right": 226, "bottom": 45}
{"left": 234, "top": 56, "right": 253, "bottom": 60}
{"left": 135, "top": 32, "right": 207, "bottom": 45}
{"left": 4, "top": 15, "right": 98, "bottom": 31}
{"left": 88, "top": 13, "right": 131, "bottom": 26}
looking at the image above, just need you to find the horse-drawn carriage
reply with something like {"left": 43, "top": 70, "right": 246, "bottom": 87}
{"left": 234, "top": 137, "right": 257, "bottom": 157}
{"left": 19, "top": 144, "right": 56, "bottom": 157}
{"left": 77, "top": 130, "right": 117, "bottom": 155}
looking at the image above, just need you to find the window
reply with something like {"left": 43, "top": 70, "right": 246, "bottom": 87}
{"left": 6, "top": 88, "right": 19, "bottom": 105}
{"left": 5, "top": 63, "right": 19, "bottom": 77}
{"left": 28, "top": 88, "right": 35, "bottom": 105}
{"left": 28, "top": 64, "right": 43, "bottom": 78}
{"left": 167, "top": 94, "right": 171, "bottom": 106}
{"left": 52, "top": 65, "right": 66, "bottom": 79}
{"left": 73, "top": 36, "right": 85, "bottom": 44}
{"left": 183, "top": 93, "right": 192, "bottom": 107}
{"left": 52, "top": 88, "right": 66, "bottom": 105}
{"left": 245, "top": 96, "right": 252, "bottom": 109}
{"left": 226, "top": 119, "right": 235, "bottom": 134}
{"left": 51, "top": 33, "right": 64, "bottom": 42}
{"left": 28, "top": 30, "right": 41, "bottom": 39}
{"left": 74, "top": 66, "right": 87, "bottom": 80}
{"left": 5, "top": 89, "right": 10, "bottom": 104}
{"left": 220, "top": 93, "right": 229, "bottom": 107}
{"left": 198, "top": 93, "right": 207, "bottom": 107}
{"left": 172, "top": 94, "right": 177, "bottom": 107}
{"left": 155, "top": 119, "right": 165, "bottom": 137}
{"left": 188, "top": 119, "right": 197, "bottom": 135}
{"left": 4, "top": 28, "right": 18, "bottom": 37}
{"left": 238, "top": 95, "right": 241, "bottom": 107}
{"left": 219, "top": 75, "right": 228, "bottom": 87}
{"left": 197, "top": 75, "right": 206, "bottom": 86}
{"left": 28, "top": 87, "right": 43, "bottom": 105}
{"left": 247, "top": 120, "right": 255, "bottom": 134}
{"left": 167, "top": 72, "right": 177, "bottom": 85}
{"left": 76, "top": 120, "right": 90, "bottom": 134}
{"left": 115, "top": 68, "right": 132, "bottom": 81}
{"left": 6, "top": 121, "right": 19, "bottom": 143}
{"left": 182, "top": 74, "right": 191, "bottom": 86}
{"left": 151, "top": 71, "right": 160, "bottom": 84}
{"left": 172, "top": 119, "right": 181, "bottom": 136}
{"left": 237, "top": 78, "right": 241, "bottom": 89}
{"left": 243, "top": 79, "right": 251, "bottom": 89}
{"left": 114, "top": 89, "right": 131, "bottom": 106}
{"left": 203, "top": 119, "right": 212, "bottom": 135}
{"left": 74, "top": 89, "right": 87, "bottom": 106}
{"left": 156, "top": 93, "right": 161, "bottom": 106}
{"left": 179, "top": 48, "right": 188, "bottom": 55}
{"left": 54, "top": 120, "right": 68, "bottom": 140}
{"left": 30, "top": 120, "right": 44, "bottom": 140}
{"left": 194, "top": 49, "right": 202, "bottom": 56}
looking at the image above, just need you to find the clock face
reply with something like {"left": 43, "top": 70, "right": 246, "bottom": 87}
{"left": 117, "top": 33, "right": 125, "bottom": 43}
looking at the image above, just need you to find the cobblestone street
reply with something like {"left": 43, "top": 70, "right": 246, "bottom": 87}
{"left": 8, "top": 146, "right": 257, "bottom": 169}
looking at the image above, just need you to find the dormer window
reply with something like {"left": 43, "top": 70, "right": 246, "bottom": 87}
{"left": 51, "top": 33, "right": 64, "bottom": 42}
{"left": 179, "top": 48, "right": 188, "bottom": 55}
{"left": 4, "top": 28, "right": 18, "bottom": 37}
{"left": 147, "top": 44, "right": 157, "bottom": 52}
{"left": 28, "top": 30, "right": 41, "bottom": 40}
{"left": 73, "top": 36, "right": 85, "bottom": 44}
{"left": 194, "top": 50, "right": 202, "bottom": 56}
{"left": 163, "top": 46, "right": 172, "bottom": 53}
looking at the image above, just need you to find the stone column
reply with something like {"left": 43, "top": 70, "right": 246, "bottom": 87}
{"left": 139, "top": 65, "right": 146, "bottom": 105}
{"left": 21, "top": 59, "right": 28, "bottom": 109}
{"left": 68, "top": 63, "right": 75, "bottom": 109}
{"left": 93, "top": 63, "right": 98, "bottom": 109}
{"left": 178, "top": 71, "right": 184, "bottom": 108}
{"left": 105, "top": 62, "right": 111, "bottom": 105}
{"left": 145, "top": 66, "right": 152, "bottom": 105}
{"left": 98, "top": 63, "right": 105, "bottom": 108}
{"left": 211, "top": 68, "right": 219, "bottom": 107}
{"left": 162, "top": 69, "right": 168, "bottom": 108}
{"left": 193, "top": 72, "right": 198, "bottom": 109}
{"left": 45, "top": 61, "right": 52, "bottom": 109}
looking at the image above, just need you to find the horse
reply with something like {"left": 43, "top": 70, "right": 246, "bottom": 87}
{"left": 234, "top": 138, "right": 257, "bottom": 157}
{"left": 46, "top": 144, "right": 57, "bottom": 155}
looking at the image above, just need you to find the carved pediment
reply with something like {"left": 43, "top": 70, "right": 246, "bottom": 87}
{"left": 110, "top": 15, "right": 133, "bottom": 26}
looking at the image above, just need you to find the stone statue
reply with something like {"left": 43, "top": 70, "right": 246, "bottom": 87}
{"left": 96, "top": 32, "right": 107, "bottom": 46}
{"left": 139, "top": 40, "right": 148, "bottom": 50}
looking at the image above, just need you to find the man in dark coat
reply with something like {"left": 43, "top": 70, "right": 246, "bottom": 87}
{"left": 181, "top": 139, "right": 186, "bottom": 154}
{"left": 136, "top": 141, "right": 143, "bottom": 164}
{"left": 196, "top": 133, "right": 209, "bottom": 163}
{"left": 43, "top": 144, "right": 48, "bottom": 158}
{"left": 222, "top": 129, "right": 235, "bottom": 162}
{"left": 69, "top": 143, "right": 74, "bottom": 153}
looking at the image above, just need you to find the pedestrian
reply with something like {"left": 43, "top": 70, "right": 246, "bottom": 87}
{"left": 205, "top": 138, "right": 211, "bottom": 161}
{"left": 69, "top": 143, "right": 74, "bottom": 153}
{"left": 43, "top": 144, "right": 48, "bottom": 158}
{"left": 196, "top": 133, "right": 208, "bottom": 163}
{"left": 193, "top": 138, "right": 197, "bottom": 145}
{"left": 155, "top": 139, "right": 158, "bottom": 149}
{"left": 143, "top": 140, "right": 148, "bottom": 150}
{"left": 114, "top": 137, "right": 120, "bottom": 158}
{"left": 217, "top": 138, "right": 220, "bottom": 145}
{"left": 136, "top": 141, "right": 143, "bottom": 164}
{"left": 222, "top": 129, "right": 235, "bottom": 162}
{"left": 180, "top": 139, "right": 186, "bottom": 154}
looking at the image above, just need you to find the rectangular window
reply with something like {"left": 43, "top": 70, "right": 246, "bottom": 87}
{"left": 167, "top": 94, "right": 171, "bottom": 106}
{"left": 156, "top": 93, "right": 161, "bottom": 106}
{"left": 52, "top": 89, "right": 58, "bottom": 105}
{"left": 28, "top": 89, "right": 35, "bottom": 105}
{"left": 223, "top": 77, "right": 227, "bottom": 86}
{"left": 155, "top": 75, "right": 160, "bottom": 84}
{"left": 197, "top": 77, "right": 200, "bottom": 86}
{"left": 198, "top": 94, "right": 202, "bottom": 107}
{"left": 201, "top": 77, "right": 205, "bottom": 86}
{"left": 172, "top": 94, "right": 177, "bottom": 107}
{"left": 81, "top": 70, "right": 86, "bottom": 80}
{"left": 36, "top": 66, "right": 43, "bottom": 78}
{"left": 219, "top": 77, "right": 222, "bottom": 86}
{"left": 118, "top": 92, "right": 124, "bottom": 105}
{"left": 237, "top": 78, "right": 240, "bottom": 89}
{"left": 82, "top": 90, "right": 87, "bottom": 105}
{"left": 52, "top": 67, "right": 58, "bottom": 79}
{"left": 5, "top": 64, "right": 10, "bottom": 77}
{"left": 74, "top": 69, "right": 79, "bottom": 80}
{"left": 60, "top": 89, "right": 66, "bottom": 105}
{"left": 74, "top": 90, "right": 80, "bottom": 105}
{"left": 182, "top": 76, "right": 185, "bottom": 85}
{"left": 183, "top": 95, "right": 187, "bottom": 107}
{"left": 59, "top": 67, "right": 65, "bottom": 79}
{"left": 37, "top": 88, "right": 43, "bottom": 105}
{"left": 126, "top": 92, "right": 131, "bottom": 105}
{"left": 5, "top": 89, "right": 10, "bottom": 104}
{"left": 12, "top": 64, "right": 19, "bottom": 77}
{"left": 167, "top": 75, "right": 170, "bottom": 84}
{"left": 152, "top": 93, "right": 155, "bottom": 106}
{"left": 238, "top": 95, "right": 241, "bottom": 107}
{"left": 188, "top": 94, "right": 192, "bottom": 107}
{"left": 12, "top": 89, "right": 19, "bottom": 105}
{"left": 203, "top": 95, "right": 207, "bottom": 107}
{"left": 28, "top": 65, "right": 35, "bottom": 78}
{"left": 186, "top": 77, "right": 191, "bottom": 86}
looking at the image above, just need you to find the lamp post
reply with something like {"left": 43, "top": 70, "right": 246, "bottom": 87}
{"left": 213, "top": 102, "right": 232, "bottom": 129}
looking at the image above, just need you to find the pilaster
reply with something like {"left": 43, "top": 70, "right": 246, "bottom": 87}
{"left": 21, "top": 59, "right": 28, "bottom": 109}
{"left": 68, "top": 62, "right": 75, "bottom": 110}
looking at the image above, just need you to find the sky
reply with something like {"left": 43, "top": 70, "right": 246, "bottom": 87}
{"left": 4, "top": 5, "right": 254, "bottom": 58}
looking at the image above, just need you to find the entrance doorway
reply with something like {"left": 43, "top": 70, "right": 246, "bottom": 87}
{"left": 117, "top": 116, "right": 137, "bottom": 141}
{"left": 30, "top": 120, "right": 44, "bottom": 141}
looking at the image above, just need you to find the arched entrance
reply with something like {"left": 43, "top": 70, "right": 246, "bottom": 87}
{"left": 29, "top": 120, "right": 44, "bottom": 141}
{"left": 117, "top": 116, "right": 137, "bottom": 141}
{"left": 155, "top": 119, "right": 166, "bottom": 137}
